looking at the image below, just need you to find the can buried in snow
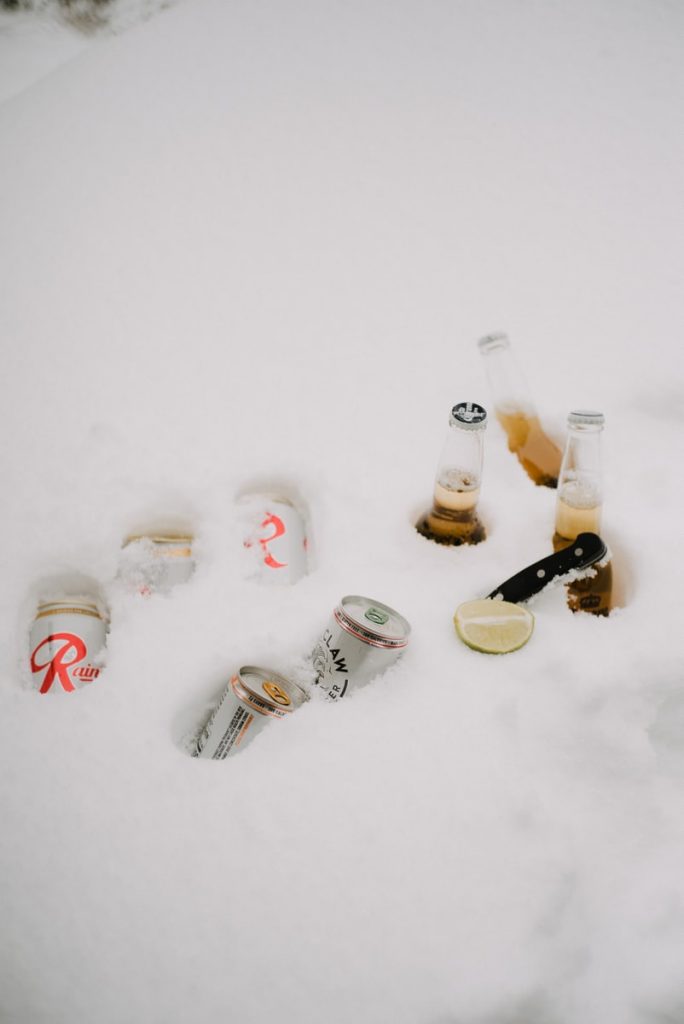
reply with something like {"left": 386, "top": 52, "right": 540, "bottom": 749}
{"left": 122, "top": 533, "right": 195, "bottom": 595}
{"left": 29, "top": 599, "right": 107, "bottom": 694}
{"left": 312, "top": 595, "right": 411, "bottom": 702}
{"left": 241, "top": 495, "right": 308, "bottom": 585}
{"left": 195, "top": 666, "right": 309, "bottom": 760}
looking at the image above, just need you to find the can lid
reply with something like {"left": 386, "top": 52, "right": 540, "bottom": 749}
{"left": 568, "top": 410, "right": 604, "bottom": 428}
{"left": 235, "top": 666, "right": 309, "bottom": 715}
{"left": 338, "top": 596, "right": 411, "bottom": 648}
{"left": 35, "top": 599, "right": 103, "bottom": 620}
{"left": 124, "top": 534, "right": 194, "bottom": 560}
{"left": 125, "top": 533, "right": 194, "bottom": 544}
{"left": 477, "top": 332, "right": 510, "bottom": 353}
{"left": 450, "top": 402, "right": 487, "bottom": 430}
{"left": 236, "top": 493, "right": 295, "bottom": 509}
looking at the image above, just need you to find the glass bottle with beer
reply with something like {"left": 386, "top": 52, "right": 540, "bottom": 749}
{"left": 416, "top": 402, "right": 487, "bottom": 545}
{"left": 478, "top": 332, "right": 562, "bottom": 488}
{"left": 553, "top": 410, "right": 613, "bottom": 616}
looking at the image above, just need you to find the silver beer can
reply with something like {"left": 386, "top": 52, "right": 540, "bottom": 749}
{"left": 29, "top": 599, "right": 107, "bottom": 694}
{"left": 195, "top": 666, "right": 309, "bottom": 760}
{"left": 240, "top": 494, "right": 308, "bottom": 585}
{"left": 121, "top": 534, "right": 195, "bottom": 595}
{"left": 312, "top": 595, "right": 411, "bottom": 702}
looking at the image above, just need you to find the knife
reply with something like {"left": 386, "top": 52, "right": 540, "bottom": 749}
{"left": 487, "top": 532, "right": 607, "bottom": 604}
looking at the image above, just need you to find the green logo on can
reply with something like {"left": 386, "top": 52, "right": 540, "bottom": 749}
{"left": 365, "top": 607, "right": 389, "bottom": 626}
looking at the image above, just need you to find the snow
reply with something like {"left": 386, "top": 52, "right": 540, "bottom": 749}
{"left": 0, "top": 8, "right": 87, "bottom": 104}
{"left": 1, "top": 0, "right": 684, "bottom": 1021}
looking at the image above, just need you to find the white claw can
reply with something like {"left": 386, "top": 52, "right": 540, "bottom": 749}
{"left": 195, "top": 666, "right": 309, "bottom": 760}
{"left": 121, "top": 534, "right": 195, "bottom": 595}
{"left": 241, "top": 494, "right": 308, "bottom": 585}
{"left": 29, "top": 599, "right": 107, "bottom": 694}
{"left": 312, "top": 595, "right": 411, "bottom": 702}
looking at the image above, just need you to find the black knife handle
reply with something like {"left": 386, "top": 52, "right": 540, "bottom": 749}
{"left": 487, "top": 533, "right": 608, "bottom": 604}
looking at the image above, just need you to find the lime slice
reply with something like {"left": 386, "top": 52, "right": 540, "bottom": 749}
{"left": 454, "top": 599, "right": 534, "bottom": 654}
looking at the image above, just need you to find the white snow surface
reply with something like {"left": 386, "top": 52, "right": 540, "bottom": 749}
{"left": 1, "top": 1, "right": 684, "bottom": 1022}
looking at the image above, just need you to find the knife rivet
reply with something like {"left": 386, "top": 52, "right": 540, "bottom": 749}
{"left": 536, "top": 569, "right": 546, "bottom": 578}
{"left": 574, "top": 547, "right": 583, "bottom": 556}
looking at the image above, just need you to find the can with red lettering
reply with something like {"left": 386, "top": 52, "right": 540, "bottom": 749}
{"left": 240, "top": 494, "right": 308, "bottom": 585}
{"left": 29, "top": 599, "right": 107, "bottom": 694}
{"left": 121, "top": 533, "right": 195, "bottom": 595}
{"left": 195, "top": 666, "right": 308, "bottom": 759}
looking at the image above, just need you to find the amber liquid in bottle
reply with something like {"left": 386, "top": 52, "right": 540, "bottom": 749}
{"left": 478, "top": 334, "right": 562, "bottom": 489}
{"left": 416, "top": 469, "right": 486, "bottom": 546}
{"left": 496, "top": 408, "right": 562, "bottom": 488}
{"left": 416, "top": 402, "right": 487, "bottom": 546}
{"left": 553, "top": 491, "right": 613, "bottom": 617}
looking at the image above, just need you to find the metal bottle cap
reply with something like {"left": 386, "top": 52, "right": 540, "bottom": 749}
{"left": 567, "top": 410, "right": 604, "bottom": 428}
{"left": 450, "top": 402, "right": 488, "bottom": 430}
{"left": 477, "top": 332, "right": 509, "bottom": 353}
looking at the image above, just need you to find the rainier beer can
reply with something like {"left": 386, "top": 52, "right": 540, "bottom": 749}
{"left": 195, "top": 666, "right": 309, "bottom": 760}
{"left": 121, "top": 533, "right": 195, "bottom": 595}
{"left": 29, "top": 599, "right": 107, "bottom": 694}
{"left": 312, "top": 595, "right": 411, "bottom": 702}
{"left": 241, "top": 494, "right": 308, "bottom": 585}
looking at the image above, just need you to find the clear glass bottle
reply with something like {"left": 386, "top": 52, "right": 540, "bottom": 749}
{"left": 478, "top": 332, "right": 562, "bottom": 488}
{"left": 415, "top": 402, "right": 487, "bottom": 545}
{"left": 553, "top": 410, "right": 613, "bottom": 616}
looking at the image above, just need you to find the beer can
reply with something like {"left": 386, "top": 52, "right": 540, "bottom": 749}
{"left": 121, "top": 533, "right": 195, "bottom": 595}
{"left": 312, "top": 595, "right": 411, "bottom": 702}
{"left": 195, "top": 666, "right": 308, "bottom": 760}
{"left": 29, "top": 599, "right": 107, "bottom": 694}
{"left": 241, "top": 494, "right": 308, "bottom": 585}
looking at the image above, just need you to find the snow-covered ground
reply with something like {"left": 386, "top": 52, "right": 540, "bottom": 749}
{"left": 1, "top": 1, "right": 683, "bottom": 1021}
{"left": 0, "top": 7, "right": 86, "bottom": 104}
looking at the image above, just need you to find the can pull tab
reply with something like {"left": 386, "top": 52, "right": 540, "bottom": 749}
{"left": 487, "top": 532, "right": 608, "bottom": 604}
{"left": 365, "top": 607, "right": 389, "bottom": 626}
{"left": 262, "top": 681, "right": 291, "bottom": 706}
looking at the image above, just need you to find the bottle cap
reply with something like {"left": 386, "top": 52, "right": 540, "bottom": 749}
{"left": 477, "top": 332, "right": 509, "bottom": 353}
{"left": 568, "top": 410, "right": 604, "bottom": 428}
{"left": 450, "top": 402, "right": 488, "bottom": 429}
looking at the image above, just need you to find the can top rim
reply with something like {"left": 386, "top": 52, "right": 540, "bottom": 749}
{"left": 236, "top": 493, "right": 296, "bottom": 508}
{"left": 339, "top": 596, "right": 411, "bottom": 645}
{"left": 36, "top": 598, "right": 101, "bottom": 610}
{"left": 236, "top": 666, "right": 309, "bottom": 713}
{"left": 125, "top": 533, "right": 194, "bottom": 544}
{"left": 35, "top": 599, "right": 105, "bottom": 621}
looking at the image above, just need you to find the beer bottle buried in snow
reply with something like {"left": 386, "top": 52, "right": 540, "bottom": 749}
{"left": 416, "top": 402, "right": 487, "bottom": 546}
{"left": 478, "top": 332, "right": 562, "bottom": 488}
{"left": 553, "top": 410, "right": 613, "bottom": 616}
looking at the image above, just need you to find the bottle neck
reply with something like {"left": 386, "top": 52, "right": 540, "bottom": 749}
{"left": 433, "top": 424, "right": 484, "bottom": 511}
{"left": 479, "top": 339, "right": 534, "bottom": 416}
{"left": 555, "top": 426, "right": 604, "bottom": 540}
